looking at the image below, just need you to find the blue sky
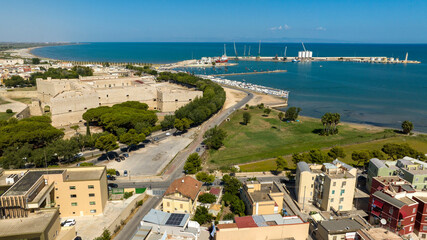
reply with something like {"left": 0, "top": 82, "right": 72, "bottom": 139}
{"left": 1, "top": 0, "right": 427, "bottom": 43}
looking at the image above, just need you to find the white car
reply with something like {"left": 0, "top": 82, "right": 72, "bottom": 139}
{"left": 166, "top": 132, "right": 171, "bottom": 136}
{"left": 61, "top": 219, "right": 76, "bottom": 227}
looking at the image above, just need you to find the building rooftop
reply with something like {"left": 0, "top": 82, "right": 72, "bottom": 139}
{"left": 319, "top": 218, "right": 363, "bottom": 234}
{"left": 231, "top": 215, "right": 304, "bottom": 229}
{"left": 65, "top": 168, "right": 105, "bottom": 181}
{"left": 370, "top": 158, "right": 387, "bottom": 168}
{"left": 209, "top": 187, "right": 221, "bottom": 196}
{"left": 247, "top": 182, "right": 282, "bottom": 202}
{"left": 0, "top": 209, "right": 59, "bottom": 238}
{"left": 142, "top": 209, "right": 189, "bottom": 227}
{"left": 164, "top": 176, "right": 202, "bottom": 201}
{"left": 372, "top": 191, "right": 406, "bottom": 208}
{"left": 297, "top": 162, "right": 311, "bottom": 172}
{"left": 4, "top": 170, "right": 63, "bottom": 196}
{"left": 357, "top": 228, "right": 402, "bottom": 240}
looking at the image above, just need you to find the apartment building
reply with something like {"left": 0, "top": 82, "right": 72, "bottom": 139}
{"left": 163, "top": 176, "right": 202, "bottom": 214}
{"left": 240, "top": 181, "right": 284, "bottom": 215}
{"left": 214, "top": 215, "right": 309, "bottom": 240}
{"left": 296, "top": 160, "right": 357, "bottom": 212}
{"left": 0, "top": 166, "right": 108, "bottom": 218}
{"left": 366, "top": 158, "right": 398, "bottom": 190}
{"left": 316, "top": 218, "right": 364, "bottom": 240}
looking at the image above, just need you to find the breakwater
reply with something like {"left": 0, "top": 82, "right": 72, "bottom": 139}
{"left": 212, "top": 69, "right": 287, "bottom": 77}
{"left": 198, "top": 74, "right": 289, "bottom": 98}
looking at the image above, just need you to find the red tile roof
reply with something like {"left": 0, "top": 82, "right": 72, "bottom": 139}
{"left": 235, "top": 216, "right": 258, "bottom": 228}
{"left": 164, "top": 176, "right": 202, "bottom": 201}
{"left": 209, "top": 187, "right": 221, "bottom": 196}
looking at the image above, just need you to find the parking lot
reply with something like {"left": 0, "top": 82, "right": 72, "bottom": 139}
{"left": 100, "top": 134, "right": 193, "bottom": 177}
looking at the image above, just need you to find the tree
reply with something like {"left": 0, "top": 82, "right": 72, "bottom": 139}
{"left": 328, "top": 147, "right": 346, "bottom": 159}
{"left": 222, "top": 175, "right": 242, "bottom": 195}
{"left": 198, "top": 193, "right": 216, "bottom": 204}
{"left": 107, "top": 169, "right": 116, "bottom": 175}
{"left": 242, "top": 112, "right": 251, "bottom": 125}
{"left": 263, "top": 108, "right": 271, "bottom": 116}
{"left": 95, "top": 134, "right": 118, "bottom": 160}
{"left": 174, "top": 118, "right": 192, "bottom": 132}
{"left": 382, "top": 143, "right": 425, "bottom": 160}
{"left": 161, "top": 115, "right": 175, "bottom": 130}
{"left": 94, "top": 230, "right": 111, "bottom": 240}
{"left": 31, "top": 58, "right": 41, "bottom": 64}
{"left": 370, "top": 149, "right": 385, "bottom": 159}
{"left": 70, "top": 125, "right": 79, "bottom": 134}
{"left": 402, "top": 121, "right": 414, "bottom": 134}
{"left": 351, "top": 150, "right": 371, "bottom": 167}
{"left": 285, "top": 107, "right": 301, "bottom": 121}
{"left": 5, "top": 109, "right": 12, "bottom": 114}
{"left": 230, "top": 197, "right": 245, "bottom": 216}
{"left": 320, "top": 112, "right": 341, "bottom": 135}
{"left": 184, "top": 153, "right": 202, "bottom": 174}
{"left": 193, "top": 206, "right": 213, "bottom": 225}
{"left": 119, "top": 129, "right": 145, "bottom": 152}
{"left": 203, "top": 126, "right": 227, "bottom": 150}
{"left": 196, "top": 171, "right": 215, "bottom": 185}
{"left": 275, "top": 156, "right": 287, "bottom": 171}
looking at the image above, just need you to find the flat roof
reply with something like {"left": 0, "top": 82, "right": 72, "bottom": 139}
{"left": 231, "top": 215, "right": 304, "bottom": 229}
{"left": 0, "top": 209, "right": 58, "bottom": 237}
{"left": 249, "top": 182, "right": 282, "bottom": 202}
{"left": 372, "top": 191, "right": 406, "bottom": 208}
{"left": 143, "top": 209, "right": 189, "bottom": 227}
{"left": 65, "top": 168, "right": 104, "bottom": 181}
{"left": 320, "top": 218, "right": 363, "bottom": 233}
{"left": 4, "top": 170, "right": 64, "bottom": 196}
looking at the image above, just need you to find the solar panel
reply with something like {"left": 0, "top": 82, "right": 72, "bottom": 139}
{"left": 166, "top": 213, "right": 185, "bottom": 226}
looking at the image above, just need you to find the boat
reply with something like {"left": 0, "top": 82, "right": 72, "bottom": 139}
{"left": 215, "top": 44, "right": 229, "bottom": 63}
{"left": 292, "top": 59, "right": 300, "bottom": 62}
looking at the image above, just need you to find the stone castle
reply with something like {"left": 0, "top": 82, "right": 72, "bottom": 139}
{"left": 34, "top": 75, "right": 202, "bottom": 126}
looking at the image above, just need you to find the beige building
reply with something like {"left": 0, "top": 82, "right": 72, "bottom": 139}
{"left": 296, "top": 160, "right": 357, "bottom": 212}
{"left": 162, "top": 176, "right": 202, "bottom": 214}
{"left": 35, "top": 75, "right": 203, "bottom": 126}
{"left": 316, "top": 218, "right": 363, "bottom": 240}
{"left": 215, "top": 215, "right": 309, "bottom": 240}
{"left": 0, "top": 208, "right": 76, "bottom": 240}
{"left": 240, "top": 181, "right": 284, "bottom": 215}
{"left": 0, "top": 58, "right": 24, "bottom": 66}
{"left": 0, "top": 166, "right": 108, "bottom": 218}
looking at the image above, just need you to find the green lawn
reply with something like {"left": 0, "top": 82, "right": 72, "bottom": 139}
{"left": 11, "top": 97, "right": 32, "bottom": 104}
{"left": 0, "top": 112, "right": 15, "bottom": 121}
{"left": 207, "top": 108, "right": 404, "bottom": 170}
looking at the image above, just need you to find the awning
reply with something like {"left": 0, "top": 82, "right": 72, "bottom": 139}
{"left": 371, "top": 210, "right": 381, "bottom": 217}
{"left": 373, "top": 199, "right": 384, "bottom": 208}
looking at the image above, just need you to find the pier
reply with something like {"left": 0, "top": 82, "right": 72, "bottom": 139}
{"left": 229, "top": 56, "right": 421, "bottom": 64}
{"left": 212, "top": 69, "right": 287, "bottom": 77}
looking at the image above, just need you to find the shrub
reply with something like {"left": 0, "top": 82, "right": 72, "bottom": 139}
{"left": 79, "top": 162, "right": 94, "bottom": 166}
{"left": 198, "top": 193, "right": 217, "bottom": 204}
{"left": 6, "top": 109, "right": 12, "bottom": 114}
{"left": 124, "top": 191, "right": 133, "bottom": 199}
{"left": 223, "top": 213, "right": 235, "bottom": 220}
{"left": 107, "top": 168, "right": 116, "bottom": 175}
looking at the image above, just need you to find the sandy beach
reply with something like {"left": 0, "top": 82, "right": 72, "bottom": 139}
{"left": 5, "top": 47, "right": 41, "bottom": 59}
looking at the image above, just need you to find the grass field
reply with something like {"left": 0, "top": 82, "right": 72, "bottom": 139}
{"left": 6, "top": 86, "right": 37, "bottom": 92}
{"left": 11, "top": 97, "right": 32, "bottom": 104}
{"left": 207, "top": 108, "right": 427, "bottom": 172}
{"left": 0, "top": 112, "right": 15, "bottom": 121}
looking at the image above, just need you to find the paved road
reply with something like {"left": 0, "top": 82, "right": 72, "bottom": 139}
{"left": 114, "top": 196, "right": 161, "bottom": 240}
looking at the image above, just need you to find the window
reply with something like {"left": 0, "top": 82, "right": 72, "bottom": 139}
{"left": 311, "top": 184, "right": 313, "bottom": 188}
{"left": 312, "top": 177, "right": 314, "bottom": 180}
{"left": 90, "top": 209, "right": 96, "bottom": 213}
{"left": 71, "top": 202, "right": 77, "bottom": 206}
{"left": 414, "top": 208, "right": 417, "bottom": 213}
{"left": 69, "top": 186, "right": 76, "bottom": 190}
{"left": 423, "top": 226, "right": 427, "bottom": 231}
{"left": 412, "top": 217, "right": 414, "bottom": 222}
{"left": 339, "top": 197, "right": 344, "bottom": 203}
{"left": 332, "top": 190, "right": 335, "bottom": 194}
{"left": 339, "top": 205, "right": 343, "bottom": 210}
{"left": 390, "top": 208, "right": 393, "bottom": 214}
{"left": 425, "top": 216, "right": 427, "bottom": 221}
{"left": 340, "top": 189, "right": 345, "bottom": 196}
{"left": 333, "top": 182, "right": 336, "bottom": 187}
{"left": 90, "top": 201, "right": 96, "bottom": 205}
{"left": 333, "top": 237, "right": 337, "bottom": 240}
{"left": 180, "top": 204, "right": 183, "bottom": 209}
{"left": 68, "top": 110, "right": 72, "bottom": 112}
{"left": 422, "top": 234, "right": 426, "bottom": 238}
{"left": 167, "top": 202, "right": 170, "bottom": 207}
{"left": 388, "top": 217, "right": 392, "bottom": 223}
{"left": 342, "top": 181, "right": 346, "bottom": 187}
{"left": 310, "top": 192, "right": 312, "bottom": 196}
{"left": 331, "top": 198, "right": 334, "bottom": 202}
{"left": 88, "top": 185, "right": 94, "bottom": 189}
{"left": 410, "top": 226, "right": 412, "bottom": 231}
{"left": 70, "top": 194, "right": 77, "bottom": 198}
{"left": 89, "top": 193, "right": 95, "bottom": 197}
{"left": 175, "top": 99, "right": 178, "bottom": 102}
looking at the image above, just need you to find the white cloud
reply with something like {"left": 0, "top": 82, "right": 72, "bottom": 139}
{"left": 316, "top": 26, "right": 327, "bottom": 31}
{"left": 270, "top": 24, "right": 290, "bottom": 31}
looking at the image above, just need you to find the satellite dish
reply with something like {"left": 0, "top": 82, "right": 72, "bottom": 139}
{"left": 380, "top": 218, "right": 387, "bottom": 225}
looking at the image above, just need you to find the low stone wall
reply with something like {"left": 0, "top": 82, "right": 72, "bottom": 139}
{"left": 106, "top": 193, "right": 147, "bottom": 235}
{"left": 15, "top": 106, "right": 31, "bottom": 119}
{"left": 0, "top": 90, "right": 38, "bottom": 99}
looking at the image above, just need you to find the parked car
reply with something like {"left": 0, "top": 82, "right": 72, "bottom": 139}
{"left": 124, "top": 170, "right": 128, "bottom": 177}
{"left": 123, "top": 153, "right": 129, "bottom": 158}
{"left": 196, "top": 147, "right": 201, "bottom": 152}
{"left": 119, "top": 156, "right": 125, "bottom": 160}
{"left": 115, "top": 157, "right": 121, "bottom": 162}
{"left": 115, "top": 171, "right": 120, "bottom": 176}
{"left": 166, "top": 132, "right": 171, "bottom": 136}
{"left": 74, "top": 237, "right": 82, "bottom": 240}
{"left": 107, "top": 175, "right": 116, "bottom": 181}
{"left": 61, "top": 219, "right": 76, "bottom": 227}
{"left": 108, "top": 183, "right": 118, "bottom": 189}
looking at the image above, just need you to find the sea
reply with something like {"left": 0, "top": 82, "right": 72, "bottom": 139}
{"left": 32, "top": 43, "right": 427, "bottom": 132}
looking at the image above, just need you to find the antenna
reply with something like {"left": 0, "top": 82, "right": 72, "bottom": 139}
{"left": 301, "top": 42, "right": 307, "bottom": 52}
